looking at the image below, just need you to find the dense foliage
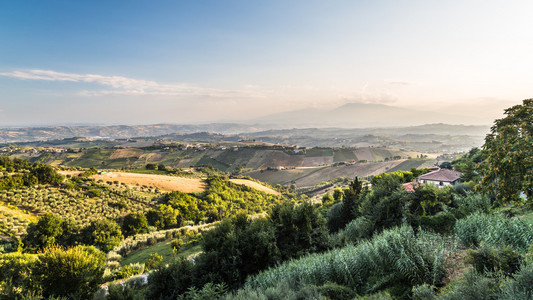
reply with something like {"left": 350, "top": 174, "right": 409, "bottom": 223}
{"left": 0, "top": 245, "right": 105, "bottom": 299}
{"left": 0, "top": 157, "right": 64, "bottom": 190}
{"left": 240, "top": 226, "right": 453, "bottom": 299}
{"left": 146, "top": 202, "right": 330, "bottom": 298}
{"left": 1, "top": 100, "right": 532, "bottom": 300}
{"left": 480, "top": 98, "right": 532, "bottom": 204}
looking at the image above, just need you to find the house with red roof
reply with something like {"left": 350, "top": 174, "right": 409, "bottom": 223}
{"left": 417, "top": 168, "right": 462, "bottom": 188}
{"left": 403, "top": 167, "right": 462, "bottom": 191}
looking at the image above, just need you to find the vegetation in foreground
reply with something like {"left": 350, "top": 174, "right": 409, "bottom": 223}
{"left": 0, "top": 99, "right": 531, "bottom": 299}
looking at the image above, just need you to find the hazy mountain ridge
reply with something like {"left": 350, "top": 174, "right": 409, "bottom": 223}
{"left": 0, "top": 123, "right": 266, "bottom": 143}
{"left": 253, "top": 102, "right": 489, "bottom": 127}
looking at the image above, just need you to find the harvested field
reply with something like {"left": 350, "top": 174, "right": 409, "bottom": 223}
{"left": 109, "top": 148, "right": 143, "bottom": 159}
{"left": 92, "top": 172, "right": 206, "bottom": 193}
{"left": 246, "top": 168, "right": 313, "bottom": 185}
{"left": 386, "top": 158, "right": 436, "bottom": 172}
{"left": 262, "top": 151, "right": 304, "bottom": 168}
{"left": 246, "top": 150, "right": 276, "bottom": 169}
{"left": 293, "top": 160, "right": 402, "bottom": 187}
{"left": 370, "top": 148, "right": 393, "bottom": 160}
{"left": 143, "top": 152, "right": 167, "bottom": 163}
{"left": 302, "top": 156, "right": 334, "bottom": 167}
{"left": 229, "top": 179, "right": 281, "bottom": 196}
{"left": 354, "top": 147, "right": 374, "bottom": 161}
{"left": 333, "top": 149, "right": 357, "bottom": 162}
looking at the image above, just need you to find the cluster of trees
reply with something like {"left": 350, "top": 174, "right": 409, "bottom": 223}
{"left": 0, "top": 157, "right": 64, "bottom": 190}
{"left": 328, "top": 174, "right": 486, "bottom": 243}
{"left": 0, "top": 99, "right": 531, "bottom": 299}
{"left": 480, "top": 98, "right": 532, "bottom": 204}
{"left": 146, "top": 201, "right": 330, "bottom": 298}
{"left": 0, "top": 245, "right": 106, "bottom": 299}
{"left": 24, "top": 213, "right": 124, "bottom": 252}
{"left": 145, "top": 178, "right": 285, "bottom": 231}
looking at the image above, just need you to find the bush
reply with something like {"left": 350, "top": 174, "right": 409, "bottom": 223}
{"left": 453, "top": 192, "right": 491, "bottom": 216}
{"left": 111, "top": 263, "right": 145, "bottom": 280}
{"left": 465, "top": 244, "right": 522, "bottom": 276}
{"left": 87, "top": 189, "right": 101, "bottom": 198}
{"left": 455, "top": 213, "right": 533, "bottom": 253}
{"left": 412, "top": 284, "right": 437, "bottom": 300}
{"left": 178, "top": 282, "right": 228, "bottom": 300}
{"left": 437, "top": 270, "right": 500, "bottom": 300}
{"left": 195, "top": 215, "right": 280, "bottom": 288}
{"left": 145, "top": 253, "right": 163, "bottom": 271}
{"left": 499, "top": 262, "right": 533, "bottom": 299}
{"left": 415, "top": 212, "right": 457, "bottom": 234}
{"left": 315, "top": 282, "right": 357, "bottom": 299}
{"left": 24, "top": 213, "right": 64, "bottom": 251}
{"left": 245, "top": 226, "right": 452, "bottom": 298}
{"left": 146, "top": 258, "right": 196, "bottom": 300}
{"left": 344, "top": 216, "right": 374, "bottom": 243}
{"left": 269, "top": 201, "right": 330, "bottom": 260}
{"left": 85, "top": 219, "right": 123, "bottom": 252}
{"left": 0, "top": 252, "right": 39, "bottom": 297}
{"left": 122, "top": 213, "right": 148, "bottom": 237}
{"left": 35, "top": 245, "right": 106, "bottom": 299}
{"left": 224, "top": 281, "right": 324, "bottom": 300}
{"left": 107, "top": 278, "right": 145, "bottom": 300}
{"left": 171, "top": 238, "right": 185, "bottom": 252}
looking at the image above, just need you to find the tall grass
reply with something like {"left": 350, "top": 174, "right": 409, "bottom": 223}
{"left": 455, "top": 213, "right": 533, "bottom": 253}
{"left": 241, "top": 225, "right": 455, "bottom": 298}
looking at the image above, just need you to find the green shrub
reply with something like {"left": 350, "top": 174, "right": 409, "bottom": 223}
{"left": 146, "top": 258, "right": 196, "bottom": 300}
{"left": 145, "top": 253, "right": 163, "bottom": 271}
{"left": 107, "top": 279, "right": 145, "bottom": 300}
{"left": 245, "top": 226, "right": 452, "bottom": 298}
{"left": 437, "top": 270, "right": 500, "bottom": 300}
{"left": 354, "top": 291, "right": 394, "bottom": 299}
{"left": 111, "top": 263, "right": 145, "bottom": 280}
{"left": 0, "top": 252, "right": 39, "bottom": 297}
{"left": 122, "top": 213, "right": 148, "bottom": 237}
{"left": 453, "top": 192, "right": 491, "bottom": 217}
{"left": 35, "top": 245, "right": 106, "bottom": 300}
{"left": 465, "top": 244, "right": 522, "bottom": 276}
{"left": 412, "top": 284, "right": 437, "bottom": 300}
{"left": 455, "top": 213, "right": 533, "bottom": 253}
{"left": 344, "top": 216, "right": 374, "bottom": 243}
{"left": 499, "top": 262, "right": 533, "bottom": 299}
{"left": 171, "top": 239, "right": 185, "bottom": 252}
{"left": 85, "top": 219, "right": 123, "bottom": 252}
{"left": 87, "top": 189, "right": 101, "bottom": 198}
{"left": 316, "top": 282, "right": 357, "bottom": 299}
{"left": 224, "top": 281, "right": 324, "bottom": 300}
{"left": 178, "top": 282, "right": 228, "bottom": 300}
{"left": 415, "top": 212, "right": 456, "bottom": 234}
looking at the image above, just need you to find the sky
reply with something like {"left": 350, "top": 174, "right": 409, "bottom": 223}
{"left": 0, "top": 0, "right": 531, "bottom": 126}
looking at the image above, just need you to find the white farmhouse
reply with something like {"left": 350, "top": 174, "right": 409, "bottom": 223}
{"left": 417, "top": 168, "right": 462, "bottom": 188}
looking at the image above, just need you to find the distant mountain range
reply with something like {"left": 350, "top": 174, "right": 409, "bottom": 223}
{"left": 0, "top": 103, "right": 491, "bottom": 143}
{"left": 252, "top": 102, "right": 487, "bottom": 127}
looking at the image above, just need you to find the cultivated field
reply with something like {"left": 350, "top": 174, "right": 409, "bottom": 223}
{"left": 247, "top": 158, "right": 436, "bottom": 187}
{"left": 60, "top": 171, "right": 279, "bottom": 195}
{"left": 92, "top": 172, "right": 206, "bottom": 193}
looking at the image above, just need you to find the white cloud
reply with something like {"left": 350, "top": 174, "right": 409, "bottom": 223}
{"left": 0, "top": 69, "right": 265, "bottom": 99}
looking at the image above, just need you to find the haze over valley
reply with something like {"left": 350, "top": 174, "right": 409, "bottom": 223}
{"left": 1, "top": 1, "right": 532, "bottom": 299}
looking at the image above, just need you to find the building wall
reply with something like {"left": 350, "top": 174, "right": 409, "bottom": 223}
{"left": 419, "top": 179, "right": 453, "bottom": 188}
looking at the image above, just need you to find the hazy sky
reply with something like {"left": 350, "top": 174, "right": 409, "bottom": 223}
{"left": 0, "top": 0, "right": 531, "bottom": 126}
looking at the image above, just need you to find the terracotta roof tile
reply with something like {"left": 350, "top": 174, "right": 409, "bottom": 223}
{"left": 417, "top": 168, "right": 462, "bottom": 182}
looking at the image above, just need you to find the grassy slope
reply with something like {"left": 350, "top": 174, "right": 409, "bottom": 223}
{"left": 120, "top": 240, "right": 202, "bottom": 266}
{"left": 229, "top": 179, "right": 282, "bottom": 196}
